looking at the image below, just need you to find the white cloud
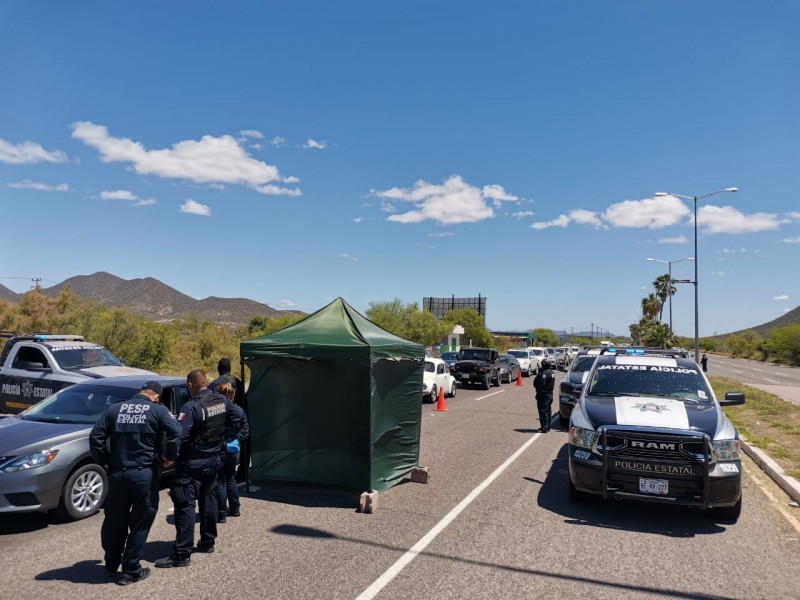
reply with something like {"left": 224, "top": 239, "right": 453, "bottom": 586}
{"left": 277, "top": 299, "right": 295, "bottom": 309}
{"left": 100, "top": 189, "right": 137, "bottom": 201}
{"left": 268, "top": 136, "right": 287, "bottom": 147}
{"left": 786, "top": 211, "right": 800, "bottom": 221}
{"left": 374, "top": 175, "right": 519, "bottom": 225}
{"left": 531, "top": 214, "right": 571, "bottom": 230}
{"left": 429, "top": 231, "right": 455, "bottom": 238}
{"left": 481, "top": 184, "right": 519, "bottom": 206}
{"left": 71, "top": 121, "right": 300, "bottom": 197}
{"left": 353, "top": 217, "right": 363, "bottom": 223}
{"left": 337, "top": 253, "right": 358, "bottom": 261}
{"left": 0, "top": 138, "right": 68, "bottom": 164}
{"left": 773, "top": 294, "right": 789, "bottom": 301}
{"left": 698, "top": 205, "right": 782, "bottom": 234}
{"left": 783, "top": 308, "right": 792, "bottom": 314}
{"left": 780, "top": 237, "right": 800, "bottom": 244}
{"left": 511, "top": 211, "right": 534, "bottom": 220}
{"left": 303, "top": 139, "right": 327, "bottom": 150}
{"left": 238, "top": 129, "right": 263, "bottom": 139}
{"left": 710, "top": 270, "right": 726, "bottom": 276}
{"left": 570, "top": 209, "right": 604, "bottom": 228}
{"left": 180, "top": 198, "right": 211, "bottom": 216}
{"left": 603, "top": 197, "right": 689, "bottom": 229}
{"left": 100, "top": 189, "right": 156, "bottom": 207}
{"left": 8, "top": 180, "right": 69, "bottom": 192}
{"left": 658, "top": 235, "right": 688, "bottom": 244}
{"left": 531, "top": 209, "right": 603, "bottom": 230}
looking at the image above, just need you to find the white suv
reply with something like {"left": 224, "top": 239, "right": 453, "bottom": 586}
{"left": 526, "top": 347, "right": 545, "bottom": 373}
{"left": 507, "top": 349, "right": 534, "bottom": 377}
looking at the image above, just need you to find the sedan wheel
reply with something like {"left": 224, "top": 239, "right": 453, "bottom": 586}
{"left": 57, "top": 464, "right": 107, "bottom": 520}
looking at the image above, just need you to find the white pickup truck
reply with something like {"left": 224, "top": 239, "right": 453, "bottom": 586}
{"left": 0, "top": 333, "right": 156, "bottom": 414}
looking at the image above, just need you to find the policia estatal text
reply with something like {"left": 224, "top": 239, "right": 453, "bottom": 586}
{"left": 156, "top": 369, "right": 245, "bottom": 568}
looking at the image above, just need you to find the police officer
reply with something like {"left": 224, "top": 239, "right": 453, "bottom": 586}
{"left": 533, "top": 358, "right": 555, "bottom": 432}
{"left": 89, "top": 380, "right": 181, "bottom": 586}
{"left": 213, "top": 381, "right": 249, "bottom": 522}
{"left": 156, "top": 369, "right": 244, "bottom": 568}
{"left": 209, "top": 357, "right": 244, "bottom": 406}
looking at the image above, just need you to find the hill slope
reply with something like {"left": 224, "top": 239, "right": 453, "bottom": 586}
{"left": 3, "top": 271, "right": 290, "bottom": 326}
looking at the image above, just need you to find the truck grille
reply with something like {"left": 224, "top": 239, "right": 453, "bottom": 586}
{"left": 598, "top": 429, "right": 711, "bottom": 463}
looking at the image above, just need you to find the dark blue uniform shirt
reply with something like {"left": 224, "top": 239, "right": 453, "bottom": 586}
{"left": 89, "top": 393, "right": 182, "bottom": 472}
{"left": 178, "top": 388, "right": 246, "bottom": 458}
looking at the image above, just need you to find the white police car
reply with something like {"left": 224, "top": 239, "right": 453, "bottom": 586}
{"left": 567, "top": 348, "right": 745, "bottom": 521}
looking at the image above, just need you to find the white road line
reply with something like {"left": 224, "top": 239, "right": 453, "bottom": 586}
{"left": 731, "top": 369, "right": 743, "bottom": 374}
{"left": 753, "top": 368, "right": 765, "bottom": 373}
{"left": 473, "top": 390, "right": 506, "bottom": 401}
{"left": 355, "top": 432, "right": 541, "bottom": 600}
{"left": 764, "top": 378, "right": 782, "bottom": 384}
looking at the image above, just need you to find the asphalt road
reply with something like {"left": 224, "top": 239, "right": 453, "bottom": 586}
{"left": 2, "top": 374, "right": 799, "bottom": 600}
{"left": 704, "top": 354, "right": 800, "bottom": 405}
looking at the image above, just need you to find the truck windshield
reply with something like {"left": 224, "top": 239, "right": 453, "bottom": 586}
{"left": 586, "top": 363, "right": 714, "bottom": 404}
{"left": 49, "top": 346, "right": 124, "bottom": 369}
{"left": 461, "top": 349, "right": 490, "bottom": 361}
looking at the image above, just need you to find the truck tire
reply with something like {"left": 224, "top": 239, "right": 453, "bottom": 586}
{"left": 493, "top": 371, "right": 501, "bottom": 387}
{"left": 56, "top": 463, "right": 107, "bottom": 521}
{"left": 568, "top": 479, "right": 592, "bottom": 502}
{"left": 713, "top": 498, "right": 741, "bottom": 522}
{"left": 482, "top": 374, "right": 491, "bottom": 390}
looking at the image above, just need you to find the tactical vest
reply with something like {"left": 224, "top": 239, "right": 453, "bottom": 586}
{"left": 192, "top": 394, "right": 227, "bottom": 448}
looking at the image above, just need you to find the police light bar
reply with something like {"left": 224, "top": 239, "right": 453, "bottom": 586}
{"left": 33, "top": 334, "right": 84, "bottom": 341}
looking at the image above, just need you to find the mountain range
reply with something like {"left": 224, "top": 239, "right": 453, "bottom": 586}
{"left": 0, "top": 272, "right": 296, "bottom": 327}
{"left": 1, "top": 272, "right": 797, "bottom": 336}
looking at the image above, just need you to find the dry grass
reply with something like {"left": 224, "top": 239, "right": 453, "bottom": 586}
{"left": 710, "top": 376, "right": 800, "bottom": 479}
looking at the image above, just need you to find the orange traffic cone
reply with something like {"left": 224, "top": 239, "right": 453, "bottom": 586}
{"left": 434, "top": 385, "right": 448, "bottom": 411}
{"left": 516, "top": 371, "right": 524, "bottom": 386}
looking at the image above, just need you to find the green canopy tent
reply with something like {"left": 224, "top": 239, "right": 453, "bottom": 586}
{"left": 239, "top": 297, "right": 425, "bottom": 493}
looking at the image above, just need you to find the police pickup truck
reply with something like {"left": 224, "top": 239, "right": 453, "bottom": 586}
{"left": 567, "top": 347, "right": 745, "bottom": 521}
{"left": 0, "top": 333, "right": 156, "bottom": 414}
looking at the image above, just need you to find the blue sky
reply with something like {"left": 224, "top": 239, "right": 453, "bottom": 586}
{"left": 1, "top": 1, "right": 798, "bottom": 338}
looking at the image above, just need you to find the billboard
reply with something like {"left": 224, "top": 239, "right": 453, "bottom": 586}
{"left": 423, "top": 295, "right": 486, "bottom": 321}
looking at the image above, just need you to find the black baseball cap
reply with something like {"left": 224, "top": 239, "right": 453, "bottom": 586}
{"left": 141, "top": 381, "right": 164, "bottom": 395}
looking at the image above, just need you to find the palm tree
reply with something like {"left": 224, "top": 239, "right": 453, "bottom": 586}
{"left": 641, "top": 294, "right": 662, "bottom": 321}
{"left": 652, "top": 274, "right": 676, "bottom": 321}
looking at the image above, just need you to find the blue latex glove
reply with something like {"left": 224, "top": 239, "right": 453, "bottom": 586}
{"left": 226, "top": 438, "right": 240, "bottom": 453}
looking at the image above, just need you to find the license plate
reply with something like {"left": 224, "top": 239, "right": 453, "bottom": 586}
{"left": 639, "top": 478, "right": 669, "bottom": 495}
{"left": 460, "top": 373, "right": 469, "bottom": 380}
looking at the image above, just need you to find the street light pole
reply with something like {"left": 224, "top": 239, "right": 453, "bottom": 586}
{"left": 654, "top": 188, "right": 738, "bottom": 363}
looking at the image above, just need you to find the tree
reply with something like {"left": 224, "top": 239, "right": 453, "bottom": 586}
{"left": 366, "top": 299, "right": 448, "bottom": 346}
{"left": 442, "top": 308, "right": 492, "bottom": 347}
{"left": 639, "top": 322, "right": 676, "bottom": 348}
{"left": 764, "top": 324, "right": 800, "bottom": 366}
{"left": 652, "top": 274, "right": 676, "bottom": 321}
{"left": 531, "top": 328, "right": 561, "bottom": 347}
{"left": 641, "top": 294, "right": 662, "bottom": 321}
{"left": 725, "top": 329, "right": 763, "bottom": 359}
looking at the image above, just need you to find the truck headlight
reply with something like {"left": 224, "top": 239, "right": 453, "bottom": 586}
{"left": 569, "top": 426, "right": 597, "bottom": 450}
{"left": 0, "top": 448, "right": 59, "bottom": 473}
{"left": 713, "top": 439, "right": 741, "bottom": 461}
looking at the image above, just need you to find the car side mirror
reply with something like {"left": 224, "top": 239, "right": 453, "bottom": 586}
{"left": 719, "top": 392, "right": 745, "bottom": 406}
